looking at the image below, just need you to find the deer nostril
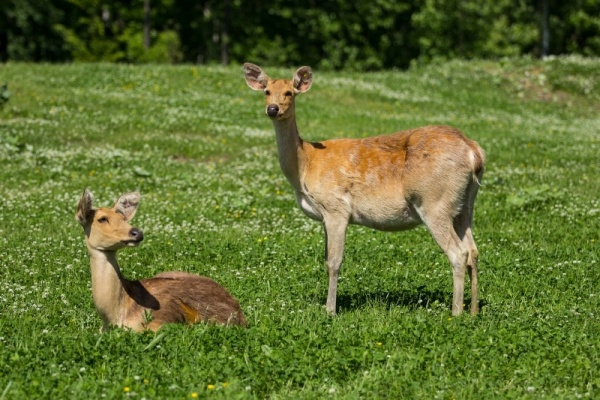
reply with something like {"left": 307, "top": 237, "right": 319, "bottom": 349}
{"left": 129, "top": 228, "right": 144, "bottom": 241}
{"left": 266, "top": 104, "right": 279, "bottom": 117}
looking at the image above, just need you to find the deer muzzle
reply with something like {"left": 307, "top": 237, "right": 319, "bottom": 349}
{"left": 266, "top": 104, "right": 279, "bottom": 117}
{"left": 123, "top": 227, "right": 144, "bottom": 245}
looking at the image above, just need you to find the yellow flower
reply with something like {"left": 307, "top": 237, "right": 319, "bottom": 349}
{"left": 207, "top": 384, "right": 215, "bottom": 390}
{"left": 222, "top": 382, "right": 229, "bottom": 388}
{"left": 377, "top": 342, "right": 382, "bottom": 346}
{"left": 124, "top": 387, "right": 131, "bottom": 392}
{"left": 191, "top": 393, "right": 198, "bottom": 398}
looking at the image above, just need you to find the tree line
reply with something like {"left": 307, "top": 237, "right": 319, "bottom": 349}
{"left": 1, "top": 0, "right": 599, "bottom": 70}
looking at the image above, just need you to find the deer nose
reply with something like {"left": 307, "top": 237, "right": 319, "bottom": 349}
{"left": 266, "top": 104, "right": 279, "bottom": 117}
{"left": 129, "top": 228, "right": 144, "bottom": 242}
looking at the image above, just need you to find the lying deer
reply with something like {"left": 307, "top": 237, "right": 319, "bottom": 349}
{"left": 243, "top": 63, "right": 485, "bottom": 316}
{"left": 76, "top": 189, "right": 247, "bottom": 331}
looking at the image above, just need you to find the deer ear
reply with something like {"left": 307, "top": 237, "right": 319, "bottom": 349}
{"left": 114, "top": 192, "right": 140, "bottom": 221}
{"left": 243, "top": 63, "right": 269, "bottom": 91}
{"left": 76, "top": 189, "right": 94, "bottom": 226}
{"left": 293, "top": 66, "right": 313, "bottom": 93}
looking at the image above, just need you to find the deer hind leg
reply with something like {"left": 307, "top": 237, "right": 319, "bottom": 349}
{"left": 323, "top": 217, "right": 348, "bottom": 315}
{"left": 454, "top": 202, "right": 479, "bottom": 315}
{"left": 419, "top": 207, "right": 470, "bottom": 316}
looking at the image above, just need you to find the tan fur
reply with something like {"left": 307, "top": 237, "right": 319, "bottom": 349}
{"left": 76, "top": 189, "right": 246, "bottom": 332}
{"left": 244, "top": 63, "right": 485, "bottom": 316}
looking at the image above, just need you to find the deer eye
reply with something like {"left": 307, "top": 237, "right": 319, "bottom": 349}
{"left": 264, "top": 90, "right": 270, "bottom": 96}
{"left": 98, "top": 216, "right": 108, "bottom": 224}
{"left": 285, "top": 91, "right": 293, "bottom": 97}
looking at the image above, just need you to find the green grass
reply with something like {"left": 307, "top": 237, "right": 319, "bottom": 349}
{"left": 1, "top": 57, "right": 599, "bottom": 399}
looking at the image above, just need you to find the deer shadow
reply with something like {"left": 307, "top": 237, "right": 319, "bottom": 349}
{"left": 331, "top": 285, "right": 485, "bottom": 314}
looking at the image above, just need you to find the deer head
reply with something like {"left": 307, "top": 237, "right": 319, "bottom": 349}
{"left": 243, "top": 63, "right": 313, "bottom": 120}
{"left": 76, "top": 189, "right": 144, "bottom": 252}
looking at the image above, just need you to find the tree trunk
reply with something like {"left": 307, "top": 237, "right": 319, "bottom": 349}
{"left": 540, "top": 0, "right": 550, "bottom": 57}
{"left": 0, "top": 29, "right": 8, "bottom": 62}
{"left": 220, "top": 0, "right": 230, "bottom": 65}
{"left": 143, "top": 0, "right": 151, "bottom": 50}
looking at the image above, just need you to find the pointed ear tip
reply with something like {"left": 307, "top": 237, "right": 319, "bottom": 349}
{"left": 80, "top": 188, "right": 93, "bottom": 203}
{"left": 125, "top": 191, "right": 141, "bottom": 204}
{"left": 119, "top": 191, "right": 140, "bottom": 200}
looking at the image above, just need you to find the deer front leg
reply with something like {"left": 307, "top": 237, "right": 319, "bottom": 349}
{"left": 323, "top": 218, "right": 348, "bottom": 315}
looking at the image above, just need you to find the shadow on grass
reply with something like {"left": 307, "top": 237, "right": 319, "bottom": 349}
{"left": 332, "top": 286, "right": 486, "bottom": 314}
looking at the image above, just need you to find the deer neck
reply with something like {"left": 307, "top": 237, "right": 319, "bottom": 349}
{"left": 272, "top": 116, "right": 306, "bottom": 191}
{"left": 87, "top": 247, "right": 127, "bottom": 329}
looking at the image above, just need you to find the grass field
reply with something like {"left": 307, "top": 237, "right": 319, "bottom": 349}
{"left": 0, "top": 57, "right": 599, "bottom": 399}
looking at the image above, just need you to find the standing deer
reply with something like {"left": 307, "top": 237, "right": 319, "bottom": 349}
{"left": 243, "top": 63, "right": 484, "bottom": 316}
{"left": 76, "top": 189, "right": 247, "bottom": 331}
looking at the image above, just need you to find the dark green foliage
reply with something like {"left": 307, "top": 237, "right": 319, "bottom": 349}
{"left": 1, "top": 0, "right": 599, "bottom": 68}
{"left": 547, "top": 0, "right": 600, "bottom": 56}
{"left": 0, "top": 0, "right": 70, "bottom": 61}
{"left": 412, "top": 0, "right": 539, "bottom": 62}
